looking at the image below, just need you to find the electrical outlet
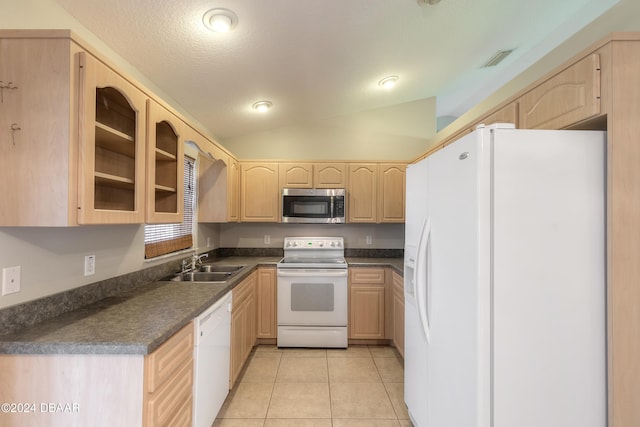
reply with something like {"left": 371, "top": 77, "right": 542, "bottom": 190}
{"left": 366, "top": 235, "right": 373, "bottom": 245}
{"left": 206, "top": 237, "right": 211, "bottom": 247}
{"left": 2, "top": 266, "right": 21, "bottom": 296}
{"left": 84, "top": 255, "right": 96, "bottom": 276}
{"left": 264, "top": 235, "right": 271, "bottom": 244}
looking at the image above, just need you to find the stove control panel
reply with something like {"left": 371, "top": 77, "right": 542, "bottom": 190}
{"left": 284, "top": 237, "right": 344, "bottom": 249}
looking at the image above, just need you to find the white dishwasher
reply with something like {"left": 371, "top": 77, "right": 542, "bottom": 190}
{"left": 193, "top": 291, "right": 232, "bottom": 427}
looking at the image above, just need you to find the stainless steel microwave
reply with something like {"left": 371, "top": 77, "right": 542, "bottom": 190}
{"left": 282, "top": 188, "right": 346, "bottom": 223}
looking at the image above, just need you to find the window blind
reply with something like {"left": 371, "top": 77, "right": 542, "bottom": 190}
{"left": 144, "top": 156, "right": 196, "bottom": 258}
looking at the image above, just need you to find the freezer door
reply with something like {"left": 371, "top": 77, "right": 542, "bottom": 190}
{"left": 404, "top": 157, "right": 430, "bottom": 426}
{"left": 424, "top": 128, "right": 490, "bottom": 427}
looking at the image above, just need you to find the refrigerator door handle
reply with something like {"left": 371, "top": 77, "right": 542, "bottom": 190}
{"left": 415, "top": 217, "right": 431, "bottom": 343}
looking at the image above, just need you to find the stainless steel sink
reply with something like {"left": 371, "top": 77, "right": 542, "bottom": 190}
{"left": 198, "top": 264, "right": 244, "bottom": 273}
{"left": 178, "top": 271, "right": 233, "bottom": 282}
{"left": 164, "top": 265, "right": 245, "bottom": 282}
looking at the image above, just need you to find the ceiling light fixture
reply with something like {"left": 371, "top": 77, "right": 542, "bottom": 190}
{"left": 378, "top": 76, "right": 399, "bottom": 90}
{"left": 203, "top": 8, "right": 238, "bottom": 33}
{"left": 252, "top": 101, "right": 273, "bottom": 112}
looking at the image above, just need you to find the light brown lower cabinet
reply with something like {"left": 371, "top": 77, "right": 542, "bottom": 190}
{"left": 391, "top": 271, "right": 405, "bottom": 358}
{"left": 0, "top": 322, "right": 194, "bottom": 427}
{"left": 143, "top": 322, "right": 194, "bottom": 427}
{"left": 230, "top": 270, "right": 258, "bottom": 388}
{"left": 348, "top": 267, "right": 386, "bottom": 340}
{"left": 257, "top": 267, "right": 277, "bottom": 339}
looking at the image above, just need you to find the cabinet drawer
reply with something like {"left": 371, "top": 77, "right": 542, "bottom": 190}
{"left": 145, "top": 323, "right": 194, "bottom": 393}
{"left": 145, "top": 361, "right": 193, "bottom": 427}
{"left": 349, "top": 267, "right": 385, "bottom": 284}
{"left": 233, "top": 271, "right": 257, "bottom": 310}
{"left": 519, "top": 53, "right": 600, "bottom": 129}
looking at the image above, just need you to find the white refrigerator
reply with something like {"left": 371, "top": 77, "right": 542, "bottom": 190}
{"left": 404, "top": 123, "right": 606, "bottom": 427}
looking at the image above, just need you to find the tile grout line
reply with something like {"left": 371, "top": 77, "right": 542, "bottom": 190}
{"left": 263, "top": 350, "right": 281, "bottom": 424}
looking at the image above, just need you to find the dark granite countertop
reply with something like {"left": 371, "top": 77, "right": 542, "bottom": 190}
{"left": 0, "top": 256, "right": 401, "bottom": 356}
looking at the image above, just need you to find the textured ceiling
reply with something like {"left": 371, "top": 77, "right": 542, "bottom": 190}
{"left": 53, "top": 0, "right": 620, "bottom": 145}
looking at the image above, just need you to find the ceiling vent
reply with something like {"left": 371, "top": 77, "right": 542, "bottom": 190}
{"left": 416, "top": 0, "right": 442, "bottom": 5}
{"left": 482, "top": 49, "right": 514, "bottom": 67}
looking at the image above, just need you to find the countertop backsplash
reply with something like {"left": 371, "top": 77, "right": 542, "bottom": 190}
{"left": 0, "top": 248, "right": 402, "bottom": 337}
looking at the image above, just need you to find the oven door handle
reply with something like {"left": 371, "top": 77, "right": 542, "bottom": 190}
{"left": 277, "top": 269, "right": 348, "bottom": 277}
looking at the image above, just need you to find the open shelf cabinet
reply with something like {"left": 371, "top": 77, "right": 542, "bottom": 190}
{"left": 78, "top": 52, "right": 146, "bottom": 224}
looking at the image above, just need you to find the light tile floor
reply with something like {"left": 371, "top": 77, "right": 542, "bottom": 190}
{"left": 214, "top": 345, "right": 414, "bottom": 427}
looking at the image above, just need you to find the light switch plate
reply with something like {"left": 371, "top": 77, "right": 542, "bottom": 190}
{"left": 2, "top": 266, "right": 21, "bottom": 296}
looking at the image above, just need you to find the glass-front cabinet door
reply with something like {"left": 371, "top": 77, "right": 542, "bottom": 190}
{"left": 77, "top": 52, "right": 146, "bottom": 224}
{"left": 146, "top": 99, "right": 184, "bottom": 224}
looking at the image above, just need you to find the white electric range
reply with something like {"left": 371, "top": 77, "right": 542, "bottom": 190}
{"left": 276, "top": 237, "right": 348, "bottom": 348}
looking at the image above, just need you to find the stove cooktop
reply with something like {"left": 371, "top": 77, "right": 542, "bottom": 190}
{"left": 279, "top": 237, "right": 346, "bottom": 269}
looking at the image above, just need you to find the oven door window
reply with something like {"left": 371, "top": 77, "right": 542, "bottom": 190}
{"left": 291, "top": 282, "right": 334, "bottom": 311}
{"left": 283, "top": 196, "right": 331, "bottom": 218}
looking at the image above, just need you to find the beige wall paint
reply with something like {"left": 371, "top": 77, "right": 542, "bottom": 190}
{"left": 219, "top": 223, "right": 404, "bottom": 250}
{"left": 224, "top": 98, "right": 437, "bottom": 160}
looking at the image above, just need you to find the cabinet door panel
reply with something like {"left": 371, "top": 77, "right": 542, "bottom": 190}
{"left": 314, "top": 163, "right": 347, "bottom": 188}
{"left": 257, "top": 268, "right": 277, "bottom": 339}
{"left": 519, "top": 54, "right": 600, "bottom": 129}
{"left": 481, "top": 102, "right": 519, "bottom": 128}
{"left": 0, "top": 37, "right": 76, "bottom": 226}
{"left": 240, "top": 162, "right": 279, "bottom": 222}
{"left": 279, "top": 163, "right": 313, "bottom": 188}
{"left": 78, "top": 52, "right": 147, "bottom": 224}
{"left": 349, "top": 285, "right": 385, "bottom": 339}
{"left": 146, "top": 99, "right": 184, "bottom": 223}
{"left": 228, "top": 158, "right": 240, "bottom": 221}
{"left": 379, "top": 164, "right": 406, "bottom": 223}
{"left": 348, "top": 164, "right": 377, "bottom": 223}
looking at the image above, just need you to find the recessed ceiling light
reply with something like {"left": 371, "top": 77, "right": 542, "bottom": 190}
{"left": 378, "top": 75, "right": 399, "bottom": 90}
{"left": 203, "top": 8, "right": 238, "bottom": 33}
{"left": 252, "top": 101, "right": 273, "bottom": 112}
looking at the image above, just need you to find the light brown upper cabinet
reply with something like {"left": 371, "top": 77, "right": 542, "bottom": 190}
{"left": 0, "top": 34, "right": 83, "bottom": 226}
{"left": 227, "top": 157, "right": 240, "bottom": 221}
{"left": 348, "top": 163, "right": 378, "bottom": 223}
{"left": 348, "top": 163, "right": 406, "bottom": 223}
{"left": 518, "top": 54, "right": 600, "bottom": 129}
{"left": 279, "top": 162, "right": 347, "bottom": 189}
{"left": 314, "top": 163, "right": 348, "bottom": 188}
{"left": 78, "top": 52, "right": 147, "bottom": 224}
{"left": 279, "top": 163, "right": 313, "bottom": 188}
{"left": 194, "top": 131, "right": 238, "bottom": 223}
{"left": 478, "top": 102, "right": 519, "bottom": 128}
{"left": 378, "top": 163, "right": 406, "bottom": 223}
{"left": 240, "top": 162, "right": 279, "bottom": 222}
{"left": 145, "top": 99, "right": 184, "bottom": 224}
{"left": 0, "top": 33, "right": 149, "bottom": 226}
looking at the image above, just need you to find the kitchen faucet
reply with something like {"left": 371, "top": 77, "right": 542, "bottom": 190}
{"left": 182, "top": 253, "right": 209, "bottom": 272}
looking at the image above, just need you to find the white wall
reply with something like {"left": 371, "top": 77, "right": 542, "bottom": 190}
{"left": 0, "top": 222, "right": 220, "bottom": 310}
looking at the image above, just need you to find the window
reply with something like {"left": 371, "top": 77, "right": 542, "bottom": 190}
{"left": 144, "top": 156, "right": 196, "bottom": 258}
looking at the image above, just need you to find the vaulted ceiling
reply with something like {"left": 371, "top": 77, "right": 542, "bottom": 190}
{"left": 52, "top": 0, "right": 630, "bottom": 156}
